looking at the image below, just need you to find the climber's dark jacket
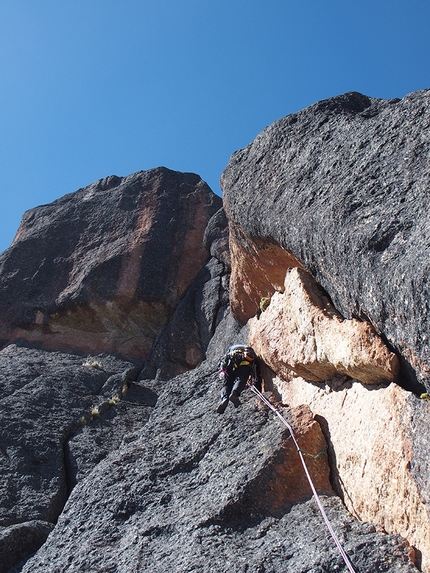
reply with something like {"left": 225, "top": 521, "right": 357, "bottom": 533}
{"left": 216, "top": 345, "right": 262, "bottom": 413}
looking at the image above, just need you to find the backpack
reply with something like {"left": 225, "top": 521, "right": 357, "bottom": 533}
{"left": 221, "top": 345, "right": 255, "bottom": 371}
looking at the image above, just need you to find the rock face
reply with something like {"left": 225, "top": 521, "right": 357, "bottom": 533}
{"left": 249, "top": 267, "right": 399, "bottom": 384}
{"left": 271, "top": 373, "right": 430, "bottom": 573}
{"left": 0, "top": 344, "right": 142, "bottom": 571}
{"left": 0, "top": 167, "right": 221, "bottom": 360}
{"left": 16, "top": 361, "right": 418, "bottom": 573}
{"left": 0, "top": 345, "right": 135, "bottom": 526}
{"left": 222, "top": 89, "right": 430, "bottom": 391}
{"left": 1, "top": 95, "right": 430, "bottom": 573}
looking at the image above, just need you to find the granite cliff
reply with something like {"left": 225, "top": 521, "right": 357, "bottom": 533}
{"left": 1, "top": 90, "right": 430, "bottom": 572}
{"left": 0, "top": 167, "right": 221, "bottom": 367}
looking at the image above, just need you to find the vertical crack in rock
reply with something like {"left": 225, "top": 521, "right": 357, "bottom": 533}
{"left": 63, "top": 372, "right": 158, "bottom": 492}
{"left": 274, "top": 373, "right": 430, "bottom": 570}
{"left": 0, "top": 345, "right": 145, "bottom": 572}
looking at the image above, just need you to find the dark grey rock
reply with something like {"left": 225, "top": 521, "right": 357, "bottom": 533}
{"left": 140, "top": 257, "right": 230, "bottom": 380}
{"left": 0, "top": 344, "right": 138, "bottom": 526}
{"left": 203, "top": 207, "right": 231, "bottom": 269}
{"left": 140, "top": 208, "right": 231, "bottom": 381}
{"left": 0, "top": 167, "right": 221, "bottom": 360}
{"left": 205, "top": 308, "right": 250, "bottom": 370}
{"left": 65, "top": 379, "right": 158, "bottom": 487}
{"left": 19, "top": 363, "right": 418, "bottom": 573}
{"left": 221, "top": 89, "right": 430, "bottom": 392}
{"left": 0, "top": 520, "right": 54, "bottom": 573}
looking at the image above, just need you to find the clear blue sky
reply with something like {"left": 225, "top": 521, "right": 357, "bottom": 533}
{"left": 0, "top": 0, "right": 429, "bottom": 253}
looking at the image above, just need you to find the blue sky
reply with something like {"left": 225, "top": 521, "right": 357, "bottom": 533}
{"left": 0, "top": 0, "right": 429, "bottom": 253}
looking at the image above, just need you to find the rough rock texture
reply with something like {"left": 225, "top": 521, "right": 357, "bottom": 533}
{"left": 0, "top": 167, "right": 221, "bottom": 359}
{"left": 18, "top": 362, "right": 418, "bottom": 573}
{"left": 65, "top": 378, "right": 158, "bottom": 488}
{"left": 1, "top": 95, "right": 429, "bottom": 572}
{"left": 270, "top": 372, "right": 430, "bottom": 572}
{"left": 203, "top": 207, "right": 231, "bottom": 269}
{"left": 140, "top": 258, "right": 229, "bottom": 380}
{"left": 139, "top": 207, "right": 230, "bottom": 380}
{"left": 0, "top": 344, "right": 139, "bottom": 568}
{"left": 0, "top": 521, "right": 54, "bottom": 573}
{"left": 249, "top": 267, "right": 399, "bottom": 384}
{"left": 222, "top": 89, "right": 430, "bottom": 391}
{"left": 138, "top": 209, "right": 230, "bottom": 380}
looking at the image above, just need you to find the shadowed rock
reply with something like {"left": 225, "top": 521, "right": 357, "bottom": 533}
{"left": 0, "top": 167, "right": 221, "bottom": 359}
{"left": 138, "top": 207, "right": 231, "bottom": 380}
{"left": 0, "top": 520, "right": 54, "bottom": 573}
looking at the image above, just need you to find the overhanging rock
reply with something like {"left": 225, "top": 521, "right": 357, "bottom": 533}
{"left": 222, "top": 89, "right": 430, "bottom": 390}
{"left": 249, "top": 267, "right": 399, "bottom": 385}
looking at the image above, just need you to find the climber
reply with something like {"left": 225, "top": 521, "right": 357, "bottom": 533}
{"left": 216, "top": 344, "right": 262, "bottom": 414}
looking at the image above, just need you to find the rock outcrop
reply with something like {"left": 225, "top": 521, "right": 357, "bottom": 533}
{"left": 2, "top": 90, "right": 430, "bottom": 572}
{"left": 0, "top": 167, "right": 221, "bottom": 361}
{"left": 249, "top": 267, "right": 399, "bottom": 384}
{"left": 269, "top": 373, "right": 430, "bottom": 572}
{"left": 0, "top": 345, "right": 134, "bottom": 526}
{"left": 220, "top": 89, "right": 430, "bottom": 570}
{"left": 0, "top": 344, "right": 142, "bottom": 571}
{"left": 13, "top": 359, "right": 418, "bottom": 573}
{"left": 222, "top": 89, "right": 430, "bottom": 392}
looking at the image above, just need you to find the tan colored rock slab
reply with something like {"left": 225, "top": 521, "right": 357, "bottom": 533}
{"left": 227, "top": 223, "right": 304, "bottom": 324}
{"left": 272, "top": 373, "right": 430, "bottom": 572}
{"left": 249, "top": 267, "right": 399, "bottom": 384}
{"left": 260, "top": 402, "right": 333, "bottom": 511}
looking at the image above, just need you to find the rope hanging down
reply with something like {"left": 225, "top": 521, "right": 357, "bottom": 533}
{"left": 248, "top": 384, "right": 357, "bottom": 573}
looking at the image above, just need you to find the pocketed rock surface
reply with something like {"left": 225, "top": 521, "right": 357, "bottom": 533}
{"left": 19, "top": 362, "right": 418, "bottom": 573}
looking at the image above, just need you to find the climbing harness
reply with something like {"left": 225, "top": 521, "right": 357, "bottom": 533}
{"left": 248, "top": 384, "right": 357, "bottom": 573}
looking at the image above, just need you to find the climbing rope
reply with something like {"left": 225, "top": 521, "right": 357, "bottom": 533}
{"left": 248, "top": 384, "right": 357, "bottom": 573}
